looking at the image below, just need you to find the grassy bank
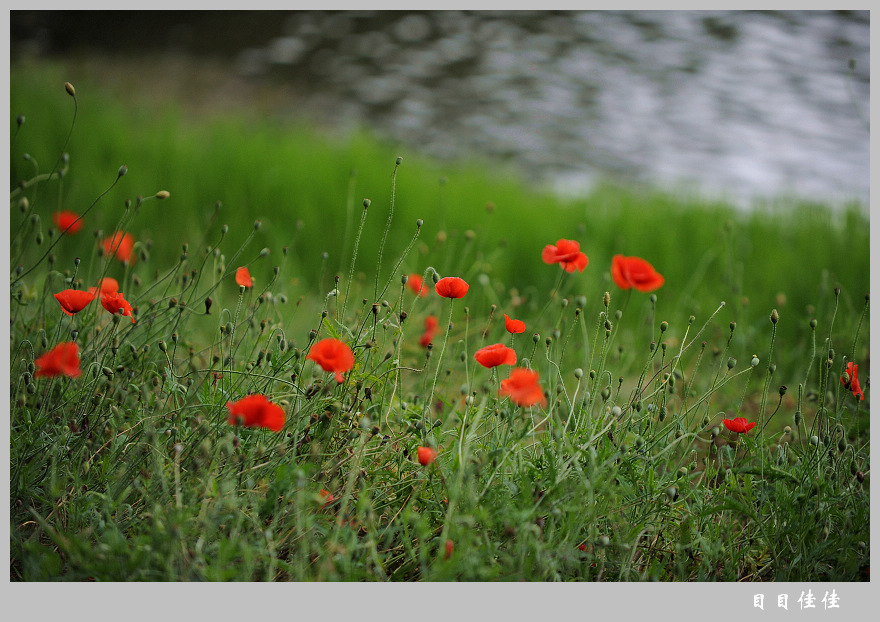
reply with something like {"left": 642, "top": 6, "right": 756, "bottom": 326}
{"left": 9, "top": 61, "right": 870, "bottom": 581}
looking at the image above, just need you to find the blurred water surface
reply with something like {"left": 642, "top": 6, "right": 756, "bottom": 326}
{"left": 12, "top": 10, "right": 870, "bottom": 208}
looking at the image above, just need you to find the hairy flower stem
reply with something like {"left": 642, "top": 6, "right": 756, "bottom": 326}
{"left": 374, "top": 159, "right": 401, "bottom": 302}
{"left": 342, "top": 202, "right": 369, "bottom": 320}
{"left": 424, "top": 300, "right": 455, "bottom": 426}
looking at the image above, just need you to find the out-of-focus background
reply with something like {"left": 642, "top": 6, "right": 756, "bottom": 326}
{"left": 10, "top": 9, "right": 870, "bottom": 209}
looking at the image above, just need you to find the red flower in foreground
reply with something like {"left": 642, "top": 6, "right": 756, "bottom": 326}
{"left": 500, "top": 367, "right": 547, "bottom": 407}
{"left": 504, "top": 313, "right": 526, "bottom": 334}
{"left": 307, "top": 338, "right": 355, "bottom": 383}
{"left": 417, "top": 446, "right": 438, "bottom": 466}
{"left": 54, "top": 289, "right": 95, "bottom": 316}
{"left": 100, "top": 292, "right": 135, "bottom": 323}
{"left": 435, "top": 276, "right": 469, "bottom": 299}
{"left": 101, "top": 232, "right": 135, "bottom": 263}
{"left": 407, "top": 273, "right": 429, "bottom": 297}
{"left": 722, "top": 416, "right": 756, "bottom": 434}
{"left": 444, "top": 539, "right": 454, "bottom": 560}
{"left": 319, "top": 489, "right": 335, "bottom": 509}
{"left": 611, "top": 254, "right": 664, "bottom": 293}
{"left": 226, "top": 394, "right": 285, "bottom": 432}
{"left": 34, "top": 342, "right": 81, "bottom": 379}
{"left": 420, "top": 315, "right": 439, "bottom": 347}
{"left": 474, "top": 343, "right": 517, "bottom": 369}
{"left": 235, "top": 267, "right": 253, "bottom": 288}
{"left": 52, "top": 211, "right": 83, "bottom": 235}
{"left": 542, "top": 239, "right": 588, "bottom": 273}
{"left": 842, "top": 362, "right": 865, "bottom": 401}
{"left": 88, "top": 277, "right": 119, "bottom": 297}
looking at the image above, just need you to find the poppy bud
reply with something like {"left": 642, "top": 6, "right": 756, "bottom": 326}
{"left": 118, "top": 165, "right": 128, "bottom": 177}
{"left": 660, "top": 321, "right": 668, "bottom": 333}
{"left": 155, "top": 190, "right": 170, "bottom": 200}
{"left": 416, "top": 218, "right": 423, "bottom": 228}
{"left": 17, "top": 113, "right": 25, "bottom": 127}
{"left": 254, "top": 220, "right": 262, "bottom": 231}
{"left": 770, "top": 309, "right": 779, "bottom": 324}
{"left": 64, "top": 81, "right": 76, "bottom": 97}
{"left": 532, "top": 333, "right": 540, "bottom": 344}
{"left": 158, "top": 340, "right": 167, "bottom": 353}
{"left": 751, "top": 356, "right": 760, "bottom": 367}
{"left": 574, "top": 368, "right": 583, "bottom": 379}
{"left": 603, "top": 292, "right": 610, "bottom": 308}
{"left": 363, "top": 198, "right": 371, "bottom": 209}
{"left": 260, "top": 248, "right": 270, "bottom": 257}
{"left": 727, "top": 357, "right": 737, "bottom": 370}
{"left": 649, "top": 294, "right": 657, "bottom": 304}
{"left": 856, "top": 471, "right": 865, "bottom": 483}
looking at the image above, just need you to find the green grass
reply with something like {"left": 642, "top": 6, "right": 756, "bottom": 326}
{"left": 9, "top": 61, "right": 870, "bottom": 582}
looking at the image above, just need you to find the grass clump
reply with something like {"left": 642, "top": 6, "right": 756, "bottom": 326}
{"left": 9, "top": 75, "right": 869, "bottom": 582}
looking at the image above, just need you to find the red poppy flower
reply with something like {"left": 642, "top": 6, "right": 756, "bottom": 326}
{"left": 610, "top": 255, "right": 664, "bottom": 293}
{"left": 444, "top": 539, "right": 454, "bottom": 559}
{"left": 34, "top": 342, "right": 81, "bottom": 379}
{"left": 722, "top": 416, "right": 756, "bottom": 434}
{"left": 100, "top": 291, "right": 135, "bottom": 323}
{"left": 841, "top": 362, "right": 865, "bottom": 401}
{"left": 474, "top": 343, "right": 517, "bottom": 369}
{"left": 52, "top": 211, "right": 83, "bottom": 235}
{"left": 407, "top": 273, "right": 429, "bottom": 297}
{"left": 542, "top": 239, "right": 588, "bottom": 273}
{"left": 88, "top": 277, "right": 119, "bottom": 297}
{"left": 235, "top": 267, "right": 253, "bottom": 288}
{"left": 54, "top": 289, "right": 95, "bottom": 316}
{"left": 319, "top": 489, "right": 335, "bottom": 509}
{"left": 504, "top": 313, "right": 526, "bottom": 334}
{"left": 420, "top": 315, "right": 439, "bottom": 347}
{"left": 500, "top": 367, "right": 547, "bottom": 407}
{"left": 435, "top": 276, "right": 469, "bottom": 299}
{"left": 101, "top": 232, "right": 135, "bottom": 263}
{"left": 417, "top": 446, "right": 438, "bottom": 466}
{"left": 226, "top": 394, "right": 285, "bottom": 432}
{"left": 307, "top": 338, "right": 355, "bottom": 383}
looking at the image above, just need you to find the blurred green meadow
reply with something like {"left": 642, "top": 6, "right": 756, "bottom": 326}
{"left": 9, "top": 61, "right": 870, "bottom": 582}
{"left": 11, "top": 62, "right": 869, "bottom": 378}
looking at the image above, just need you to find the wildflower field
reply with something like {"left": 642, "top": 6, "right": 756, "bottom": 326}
{"left": 8, "top": 66, "right": 870, "bottom": 582}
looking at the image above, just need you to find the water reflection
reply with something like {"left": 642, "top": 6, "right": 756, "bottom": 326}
{"left": 14, "top": 10, "right": 870, "bottom": 207}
